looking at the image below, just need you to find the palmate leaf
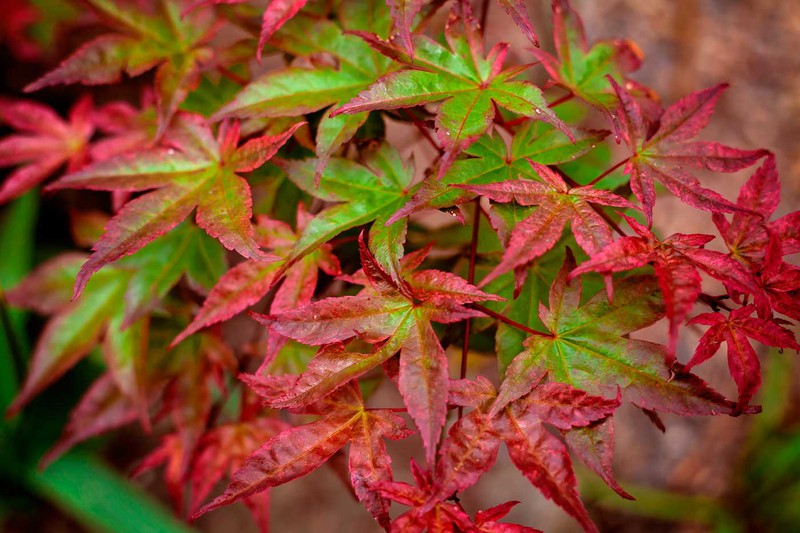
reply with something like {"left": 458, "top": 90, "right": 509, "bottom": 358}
{"left": 213, "top": 4, "right": 392, "bottom": 174}
{"left": 610, "top": 78, "right": 768, "bottom": 224}
{"left": 252, "top": 233, "right": 501, "bottom": 464}
{"left": 712, "top": 154, "right": 800, "bottom": 264}
{"left": 496, "top": 252, "right": 756, "bottom": 418}
{"left": 0, "top": 96, "right": 93, "bottom": 204}
{"left": 444, "top": 377, "right": 620, "bottom": 532}
{"left": 569, "top": 215, "right": 765, "bottom": 355}
{"left": 389, "top": 122, "right": 608, "bottom": 222}
{"left": 687, "top": 305, "right": 800, "bottom": 412}
{"left": 333, "top": 13, "right": 571, "bottom": 172}
{"left": 49, "top": 114, "right": 301, "bottom": 296}
{"left": 531, "top": 0, "right": 650, "bottom": 129}
{"left": 25, "top": 0, "right": 221, "bottom": 130}
{"left": 461, "top": 161, "right": 636, "bottom": 285}
{"left": 195, "top": 382, "right": 413, "bottom": 529}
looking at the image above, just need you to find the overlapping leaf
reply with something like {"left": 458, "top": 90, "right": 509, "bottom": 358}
{"left": 276, "top": 142, "right": 413, "bottom": 278}
{"left": 213, "top": 6, "right": 392, "bottom": 174}
{"left": 252, "top": 234, "right": 501, "bottom": 464}
{"left": 712, "top": 155, "right": 800, "bottom": 264}
{"left": 498, "top": 252, "right": 755, "bottom": 418}
{"left": 389, "top": 122, "right": 607, "bottom": 222}
{"left": 461, "top": 161, "right": 635, "bottom": 285}
{"left": 49, "top": 114, "right": 300, "bottom": 296}
{"left": 570, "top": 215, "right": 765, "bottom": 354}
{"left": 333, "top": 13, "right": 571, "bottom": 172}
{"left": 442, "top": 376, "right": 620, "bottom": 532}
{"left": 172, "top": 204, "right": 341, "bottom": 360}
{"left": 610, "top": 78, "right": 768, "bottom": 224}
{"left": 531, "top": 0, "right": 651, "bottom": 129}
{"left": 195, "top": 382, "right": 412, "bottom": 528}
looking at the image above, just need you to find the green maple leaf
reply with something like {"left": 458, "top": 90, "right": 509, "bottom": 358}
{"left": 333, "top": 16, "right": 572, "bottom": 172}
{"left": 49, "top": 114, "right": 300, "bottom": 296}
{"left": 491, "top": 251, "right": 754, "bottom": 417}
{"left": 214, "top": 5, "right": 393, "bottom": 174}
{"left": 391, "top": 122, "right": 607, "bottom": 222}
{"left": 279, "top": 142, "right": 413, "bottom": 279}
{"left": 5, "top": 222, "right": 223, "bottom": 420}
{"left": 25, "top": 0, "right": 221, "bottom": 130}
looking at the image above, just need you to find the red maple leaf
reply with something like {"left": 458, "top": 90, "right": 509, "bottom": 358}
{"left": 610, "top": 77, "right": 768, "bottom": 225}
{"left": 251, "top": 232, "right": 501, "bottom": 464}
{"left": 0, "top": 96, "right": 94, "bottom": 203}
{"left": 569, "top": 215, "right": 764, "bottom": 355}
{"left": 686, "top": 305, "right": 800, "bottom": 412}
{"left": 460, "top": 160, "right": 636, "bottom": 286}
{"left": 442, "top": 376, "right": 620, "bottom": 532}
{"left": 172, "top": 203, "right": 341, "bottom": 359}
{"left": 194, "top": 382, "right": 412, "bottom": 529}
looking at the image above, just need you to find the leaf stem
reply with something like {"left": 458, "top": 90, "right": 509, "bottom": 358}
{"left": 587, "top": 157, "right": 630, "bottom": 187}
{"left": 459, "top": 199, "right": 481, "bottom": 417}
{"left": 402, "top": 109, "right": 440, "bottom": 152}
{"left": 469, "top": 303, "right": 552, "bottom": 337}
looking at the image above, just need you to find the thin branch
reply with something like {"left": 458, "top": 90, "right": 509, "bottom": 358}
{"left": 217, "top": 66, "right": 248, "bottom": 86}
{"left": 480, "top": 0, "right": 491, "bottom": 32}
{"left": 587, "top": 157, "right": 630, "bottom": 187}
{"left": 469, "top": 303, "right": 552, "bottom": 337}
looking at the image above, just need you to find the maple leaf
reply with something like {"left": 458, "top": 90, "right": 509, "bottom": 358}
{"left": 570, "top": 215, "right": 764, "bottom": 354}
{"left": 333, "top": 13, "right": 571, "bottom": 173}
{"left": 89, "top": 95, "right": 159, "bottom": 163}
{"left": 195, "top": 382, "right": 412, "bottom": 529}
{"left": 531, "top": 0, "right": 651, "bottom": 131}
{"left": 185, "top": 415, "right": 289, "bottom": 529}
{"left": 252, "top": 233, "right": 502, "bottom": 464}
{"left": 442, "top": 377, "right": 620, "bottom": 532}
{"left": 213, "top": 8, "right": 393, "bottom": 175}
{"left": 712, "top": 154, "right": 800, "bottom": 264}
{"left": 48, "top": 114, "right": 301, "bottom": 296}
{"left": 375, "top": 458, "right": 475, "bottom": 532}
{"left": 389, "top": 122, "right": 607, "bottom": 223}
{"left": 751, "top": 235, "right": 800, "bottom": 321}
{"left": 0, "top": 95, "right": 93, "bottom": 204}
{"left": 5, "top": 222, "right": 226, "bottom": 419}
{"left": 686, "top": 305, "right": 800, "bottom": 412}
{"left": 275, "top": 142, "right": 414, "bottom": 279}
{"left": 24, "top": 0, "right": 223, "bottom": 130}
{"left": 172, "top": 204, "right": 341, "bottom": 358}
{"left": 610, "top": 78, "right": 768, "bottom": 224}
{"left": 41, "top": 372, "right": 143, "bottom": 467}
{"left": 498, "top": 252, "right": 755, "bottom": 417}
{"left": 460, "top": 160, "right": 636, "bottom": 286}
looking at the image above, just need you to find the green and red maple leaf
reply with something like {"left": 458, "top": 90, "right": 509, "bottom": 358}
{"left": 49, "top": 113, "right": 301, "bottom": 296}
